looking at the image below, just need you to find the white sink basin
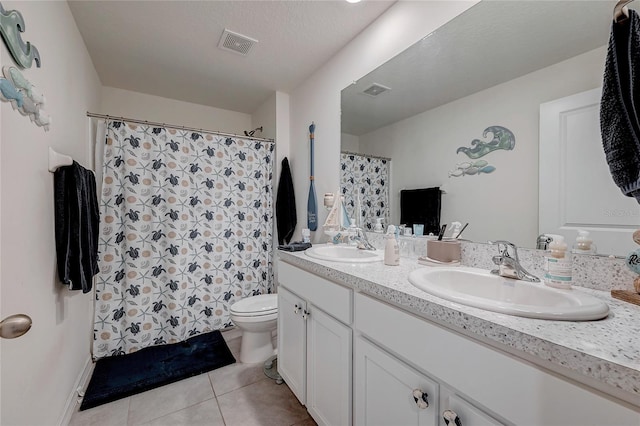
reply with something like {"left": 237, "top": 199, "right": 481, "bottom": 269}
{"left": 305, "top": 244, "right": 383, "bottom": 263}
{"left": 408, "top": 267, "right": 609, "bottom": 321}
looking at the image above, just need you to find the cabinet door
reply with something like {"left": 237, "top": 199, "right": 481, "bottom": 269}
{"left": 277, "top": 286, "right": 307, "bottom": 404}
{"left": 307, "top": 306, "right": 352, "bottom": 426}
{"left": 440, "top": 388, "right": 503, "bottom": 426}
{"left": 354, "top": 336, "right": 439, "bottom": 426}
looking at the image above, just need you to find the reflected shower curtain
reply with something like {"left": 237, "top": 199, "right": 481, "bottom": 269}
{"left": 93, "top": 121, "right": 274, "bottom": 358}
{"left": 340, "top": 153, "right": 390, "bottom": 231}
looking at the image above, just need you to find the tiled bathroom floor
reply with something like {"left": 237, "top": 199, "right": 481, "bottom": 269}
{"left": 69, "top": 330, "right": 315, "bottom": 426}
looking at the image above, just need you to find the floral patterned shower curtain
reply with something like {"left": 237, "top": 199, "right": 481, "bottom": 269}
{"left": 93, "top": 121, "right": 274, "bottom": 358}
{"left": 340, "top": 152, "right": 390, "bottom": 231}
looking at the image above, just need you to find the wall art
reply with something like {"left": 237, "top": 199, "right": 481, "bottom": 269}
{"left": 1, "top": 66, "right": 50, "bottom": 130}
{"left": 448, "top": 160, "right": 496, "bottom": 177}
{"left": 456, "top": 126, "right": 515, "bottom": 159}
{"left": 0, "top": 3, "right": 41, "bottom": 69}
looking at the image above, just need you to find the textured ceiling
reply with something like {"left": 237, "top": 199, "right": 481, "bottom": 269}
{"left": 68, "top": 0, "right": 395, "bottom": 114}
{"left": 342, "top": 0, "right": 623, "bottom": 136}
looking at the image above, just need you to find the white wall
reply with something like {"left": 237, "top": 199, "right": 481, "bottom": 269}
{"left": 341, "top": 133, "right": 359, "bottom": 152}
{"left": 289, "top": 1, "right": 478, "bottom": 242}
{"left": 252, "top": 92, "right": 276, "bottom": 140}
{"left": 100, "top": 86, "right": 251, "bottom": 135}
{"left": 0, "top": 2, "right": 102, "bottom": 424}
{"left": 358, "top": 47, "right": 606, "bottom": 247}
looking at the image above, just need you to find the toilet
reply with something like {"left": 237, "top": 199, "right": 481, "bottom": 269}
{"left": 229, "top": 294, "right": 278, "bottom": 363}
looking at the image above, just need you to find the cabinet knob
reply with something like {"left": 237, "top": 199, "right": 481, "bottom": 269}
{"left": 294, "top": 304, "right": 300, "bottom": 314}
{"left": 443, "top": 409, "right": 462, "bottom": 426}
{"left": 302, "top": 309, "right": 310, "bottom": 320}
{"left": 412, "top": 389, "right": 429, "bottom": 409}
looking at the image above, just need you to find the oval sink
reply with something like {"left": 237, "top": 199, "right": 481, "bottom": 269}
{"left": 408, "top": 267, "right": 609, "bottom": 321}
{"left": 305, "top": 244, "right": 383, "bottom": 263}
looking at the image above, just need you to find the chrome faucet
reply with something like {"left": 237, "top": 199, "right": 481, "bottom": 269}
{"left": 536, "top": 234, "right": 553, "bottom": 250}
{"left": 351, "top": 227, "right": 377, "bottom": 251}
{"left": 489, "top": 240, "right": 540, "bottom": 282}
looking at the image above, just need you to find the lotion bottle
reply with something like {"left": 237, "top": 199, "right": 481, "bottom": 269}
{"left": 384, "top": 225, "right": 400, "bottom": 266}
{"left": 544, "top": 235, "right": 572, "bottom": 289}
{"left": 572, "top": 230, "right": 596, "bottom": 254}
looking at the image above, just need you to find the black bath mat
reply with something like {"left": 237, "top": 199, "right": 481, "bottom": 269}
{"left": 80, "top": 330, "right": 235, "bottom": 410}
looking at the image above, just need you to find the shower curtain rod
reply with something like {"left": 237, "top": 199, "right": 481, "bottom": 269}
{"left": 86, "top": 112, "right": 275, "bottom": 143}
{"left": 341, "top": 150, "right": 391, "bottom": 162}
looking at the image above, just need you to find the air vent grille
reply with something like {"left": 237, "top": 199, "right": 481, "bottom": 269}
{"left": 362, "top": 83, "right": 391, "bottom": 97}
{"left": 218, "top": 29, "right": 258, "bottom": 56}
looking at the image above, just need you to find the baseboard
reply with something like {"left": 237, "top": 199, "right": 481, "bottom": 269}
{"left": 58, "top": 355, "right": 94, "bottom": 426}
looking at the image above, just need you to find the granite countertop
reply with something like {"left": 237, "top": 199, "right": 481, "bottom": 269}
{"left": 277, "top": 249, "right": 640, "bottom": 405}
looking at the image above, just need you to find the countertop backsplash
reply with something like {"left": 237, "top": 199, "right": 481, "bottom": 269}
{"left": 363, "top": 232, "right": 636, "bottom": 292}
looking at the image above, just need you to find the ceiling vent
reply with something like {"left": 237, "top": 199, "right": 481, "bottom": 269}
{"left": 218, "top": 29, "right": 258, "bottom": 56}
{"left": 362, "top": 83, "right": 391, "bottom": 97}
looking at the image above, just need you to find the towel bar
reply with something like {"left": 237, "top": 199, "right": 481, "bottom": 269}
{"left": 48, "top": 147, "right": 73, "bottom": 172}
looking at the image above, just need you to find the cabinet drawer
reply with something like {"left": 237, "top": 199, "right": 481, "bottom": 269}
{"left": 440, "top": 390, "right": 502, "bottom": 426}
{"left": 278, "top": 260, "right": 352, "bottom": 324}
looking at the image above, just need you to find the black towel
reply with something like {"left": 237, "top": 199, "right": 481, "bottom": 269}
{"left": 400, "top": 187, "right": 441, "bottom": 235}
{"left": 54, "top": 161, "right": 100, "bottom": 293}
{"left": 601, "top": 9, "right": 640, "bottom": 202}
{"left": 276, "top": 157, "right": 297, "bottom": 245}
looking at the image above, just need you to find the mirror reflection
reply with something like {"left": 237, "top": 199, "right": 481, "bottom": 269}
{"left": 341, "top": 0, "right": 639, "bottom": 256}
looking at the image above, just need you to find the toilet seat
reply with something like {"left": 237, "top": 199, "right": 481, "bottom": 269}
{"left": 230, "top": 294, "right": 278, "bottom": 317}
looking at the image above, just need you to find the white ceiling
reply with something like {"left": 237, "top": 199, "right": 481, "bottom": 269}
{"left": 68, "top": 0, "right": 396, "bottom": 114}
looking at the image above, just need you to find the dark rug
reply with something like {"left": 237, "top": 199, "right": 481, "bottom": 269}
{"left": 80, "top": 330, "right": 235, "bottom": 410}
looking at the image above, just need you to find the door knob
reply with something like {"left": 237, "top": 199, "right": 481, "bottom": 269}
{"left": 0, "top": 314, "right": 32, "bottom": 339}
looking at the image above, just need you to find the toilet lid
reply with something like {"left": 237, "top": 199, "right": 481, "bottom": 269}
{"left": 230, "top": 294, "right": 278, "bottom": 316}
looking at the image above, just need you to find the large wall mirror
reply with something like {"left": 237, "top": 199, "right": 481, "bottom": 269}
{"left": 341, "top": 0, "right": 640, "bottom": 257}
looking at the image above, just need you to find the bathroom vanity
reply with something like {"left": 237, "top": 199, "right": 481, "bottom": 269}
{"left": 276, "top": 250, "right": 640, "bottom": 426}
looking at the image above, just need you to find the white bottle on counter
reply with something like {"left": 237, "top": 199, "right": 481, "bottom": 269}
{"left": 373, "top": 218, "right": 384, "bottom": 233}
{"left": 544, "top": 235, "right": 572, "bottom": 289}
{"left": 384, "top": 225, "right": 400, "bottom": 266}
{"left": 572, "top": 230, "right": 596, "bottom": 254}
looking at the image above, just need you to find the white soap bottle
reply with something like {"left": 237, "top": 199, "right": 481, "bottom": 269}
{"left": 544, "top": 236, "right": 572, "bottom": 289}
{"left": 384, "top": 225, "right": 400, "bottom": 266}
{"left": 572, "top": 230, "right": 596, "bottom": 254}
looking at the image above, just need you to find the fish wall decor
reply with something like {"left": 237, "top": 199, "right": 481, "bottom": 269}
{"left": 1, "top": 66, "right": 50, "bottom": 130}
{"left": 448, "top": 160, "right": 496, "bottom": 178}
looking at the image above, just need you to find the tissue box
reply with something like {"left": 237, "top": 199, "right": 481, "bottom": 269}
{"left": 427, "top": 240, "right": 461, "bottom": 263}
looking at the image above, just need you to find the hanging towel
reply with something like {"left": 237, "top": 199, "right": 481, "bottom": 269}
{"left": 276, "top": 157, "right": 297, "bottom": 245}
{"left": 54, "top": 161, "right": 100, "bottom": 293}
{"left": 400, "top": 187, "right": 441, "bottom": 235}
{"left": 601, "top": 9, "right": 640, "bottom": 203}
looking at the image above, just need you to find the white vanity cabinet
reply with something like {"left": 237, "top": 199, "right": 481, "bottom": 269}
{"left": 278, "top": 258, "right": 639, "bottom": 426}
{"left": 355, "top": 292, "right": 639, "bottom": 426}
{"left": 277, "top": 261, "right": 352, "bottom": 426}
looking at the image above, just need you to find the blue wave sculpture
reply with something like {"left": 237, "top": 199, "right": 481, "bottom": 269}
{"left": 0, "top": 3, "right": 41, "bottom": 69}
{"left": 456, "top": 126, "right": 515, "bottom": 159}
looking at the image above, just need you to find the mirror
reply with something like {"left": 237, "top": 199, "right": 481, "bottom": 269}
{"left": 341, "top": 0, "right": 640, "bottom": 256}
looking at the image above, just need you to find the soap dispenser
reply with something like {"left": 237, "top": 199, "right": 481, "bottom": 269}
{"left": 573, "top": 230, "right": 596, "bottom": 254}
{"left": 544, "top": 235, "right": 572, "bottom": 289}
{"left": 384, "top": 225, "right": 400, "bottom": 266}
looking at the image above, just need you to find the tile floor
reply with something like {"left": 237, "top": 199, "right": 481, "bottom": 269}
{"left": 69, "top": 330, "right": 316, "bottom": 426}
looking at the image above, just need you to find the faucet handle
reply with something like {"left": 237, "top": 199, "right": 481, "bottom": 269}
{"left": 488, "top": 240, "right": 518, "bottom": 258}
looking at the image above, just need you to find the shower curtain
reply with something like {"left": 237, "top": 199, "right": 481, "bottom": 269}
{"left": 340, "top": 152, "right": 390, "bottom": 231}
{"left": 93, "top": 120, "right": 274, "bottom": 358}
